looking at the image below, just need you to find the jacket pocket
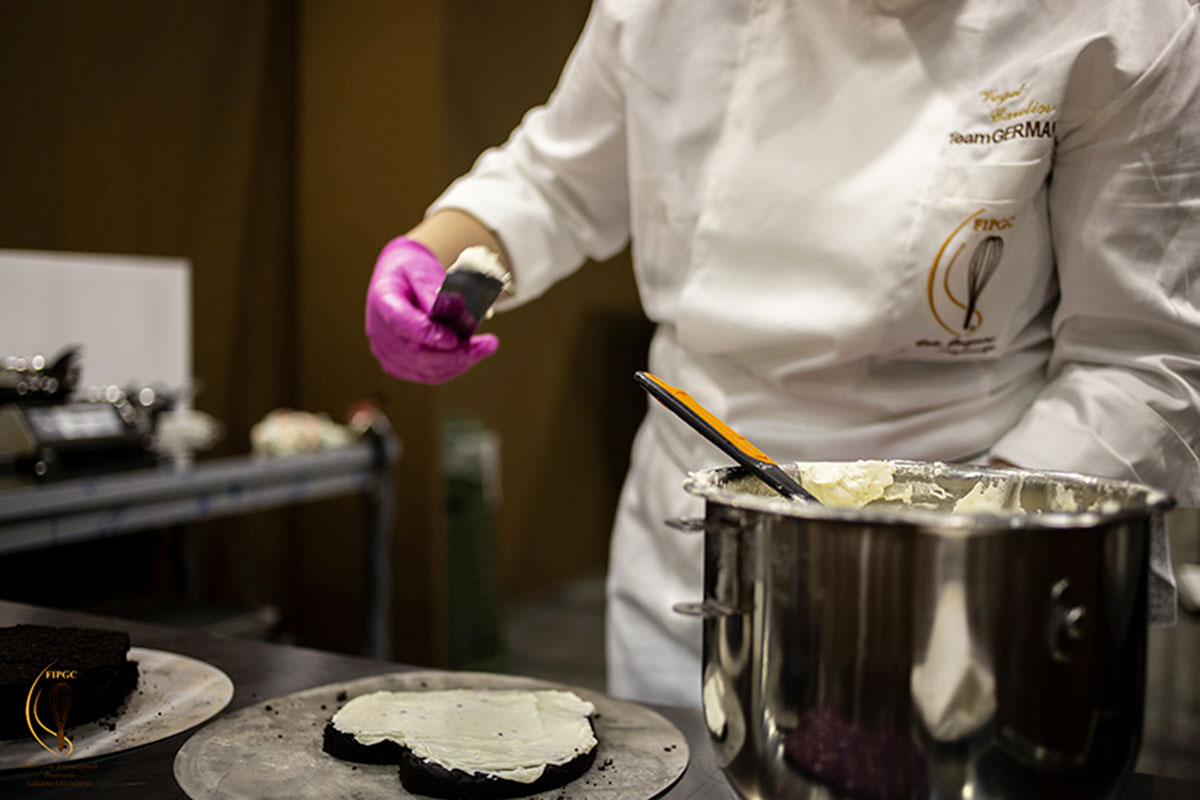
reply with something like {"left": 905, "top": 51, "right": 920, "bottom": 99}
{"left": 941, "top": 156, "right": 1052, "bottom": 204}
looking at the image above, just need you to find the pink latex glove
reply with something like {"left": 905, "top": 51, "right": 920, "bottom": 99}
{"left": 365, "top": 237, "right": 499, "bottom": 384}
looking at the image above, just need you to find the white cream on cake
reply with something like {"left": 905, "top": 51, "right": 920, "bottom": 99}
{"left": 331, "top": 689, "right": 596, "bottom": 783}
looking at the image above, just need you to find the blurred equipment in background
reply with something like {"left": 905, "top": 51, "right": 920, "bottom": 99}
{"left": 441, "top": 414, "right": 504, "bottom": 670}
{"left": 250, "top": 408, "right": 354, "bottom": 457}
{"left": 0, "top": 249, "right": 198, "bottom": 483}
{"left": 0, "top": 345, "right": 80, "bottom": 404}
{"left": 152, "top": 398, "right": 224, "bottom": 467}
{"left": 0, "top": 399, "right": 400, "bottom": 656}
{"left": 0, "top": 346, "right": 218, "bottom": 481}
{"left": 0, "top": 250, "right": 192, "bottom": 392}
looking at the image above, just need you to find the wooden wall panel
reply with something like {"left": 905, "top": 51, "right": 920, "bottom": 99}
{"left": 295, "top": 0, "right": 445, "bottom": 662}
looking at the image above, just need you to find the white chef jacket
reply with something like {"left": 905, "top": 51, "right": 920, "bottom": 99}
{"left": 429, "top": 0, "right": 1200, "bottom": 707}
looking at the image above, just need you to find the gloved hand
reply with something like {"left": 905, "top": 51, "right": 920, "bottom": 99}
{"left": 365, "top": 237, "right": 499, "bottom": 384}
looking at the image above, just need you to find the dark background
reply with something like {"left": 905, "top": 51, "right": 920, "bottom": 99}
{"left": 0, "top": 0, "right": 650, "bottom": 667}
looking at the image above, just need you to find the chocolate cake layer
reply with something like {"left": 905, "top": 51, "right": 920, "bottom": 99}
{"left": 396, "top": 739, "right": 597, "bottom": 799}
{"left": 322, "top": 688, "right": 598, "bottom": 797}
{"left": 0, "top": 624, "right": 139, "bottom": 739}
{"left": 323, "top": 720, "right": 597, "bottom": 798}
{"left": 322, "top": 722, "right": 408, "bottom": 764}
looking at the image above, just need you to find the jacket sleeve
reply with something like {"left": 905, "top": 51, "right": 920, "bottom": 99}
{"left": 989, "top": 10, "right": 1200, "bottom": 508}
{"left": 427, "top": 2, "right": 630, "bottom": 308}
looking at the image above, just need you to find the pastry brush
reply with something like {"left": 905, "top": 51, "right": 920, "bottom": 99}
{"left": 429, "top": 246, "right": 512, "bottom": 338}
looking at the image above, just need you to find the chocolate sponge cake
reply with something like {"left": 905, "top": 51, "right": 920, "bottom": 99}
{"left": 0, "top": 625, "right": 139, "bottom": 740}
{"left": 323, "top": 688, "right": 598, "bottom": 798}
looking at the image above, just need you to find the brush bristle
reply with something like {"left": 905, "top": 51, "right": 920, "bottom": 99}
{"left": 447, "top": 246, "right": 510, "bottom": 284}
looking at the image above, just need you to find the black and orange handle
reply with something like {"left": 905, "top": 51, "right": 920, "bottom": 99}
{"left": 634, "top": 371, "right": 819, "bottom": 503}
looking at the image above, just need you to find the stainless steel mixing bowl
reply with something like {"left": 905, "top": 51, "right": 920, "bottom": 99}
{"left": 678, "top": 460, "right": 1173, "bottom": 800}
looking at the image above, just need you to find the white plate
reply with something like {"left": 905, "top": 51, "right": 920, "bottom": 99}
{"left": 0, "top": 647, "right": 233, "bottom": 769}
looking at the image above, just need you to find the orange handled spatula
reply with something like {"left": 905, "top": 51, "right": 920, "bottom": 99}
{"left": 634, "top": 370, "right": 820, "bottom": 504}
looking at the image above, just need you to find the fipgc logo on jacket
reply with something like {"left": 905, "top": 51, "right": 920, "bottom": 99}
{"left": 922, "top": 208, "right": 1006, "bottom": 355}
{"left": 26, "top": 661, "right": 76, "bottom": 756}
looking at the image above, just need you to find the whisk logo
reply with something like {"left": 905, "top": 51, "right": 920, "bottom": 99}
{"left": 926, "top": 209, "right": 1006, "bottom": 337}
{"left": 25, "top": 661, "right": 76, "bottom": 756}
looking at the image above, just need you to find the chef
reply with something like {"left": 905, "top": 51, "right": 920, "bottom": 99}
{"left": 366, "top": 0, "right": 1200, "bottom": 707}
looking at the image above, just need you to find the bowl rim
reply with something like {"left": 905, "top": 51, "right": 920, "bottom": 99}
{"left": 682, "top": 459, "right": 1175, "bottom": 533}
